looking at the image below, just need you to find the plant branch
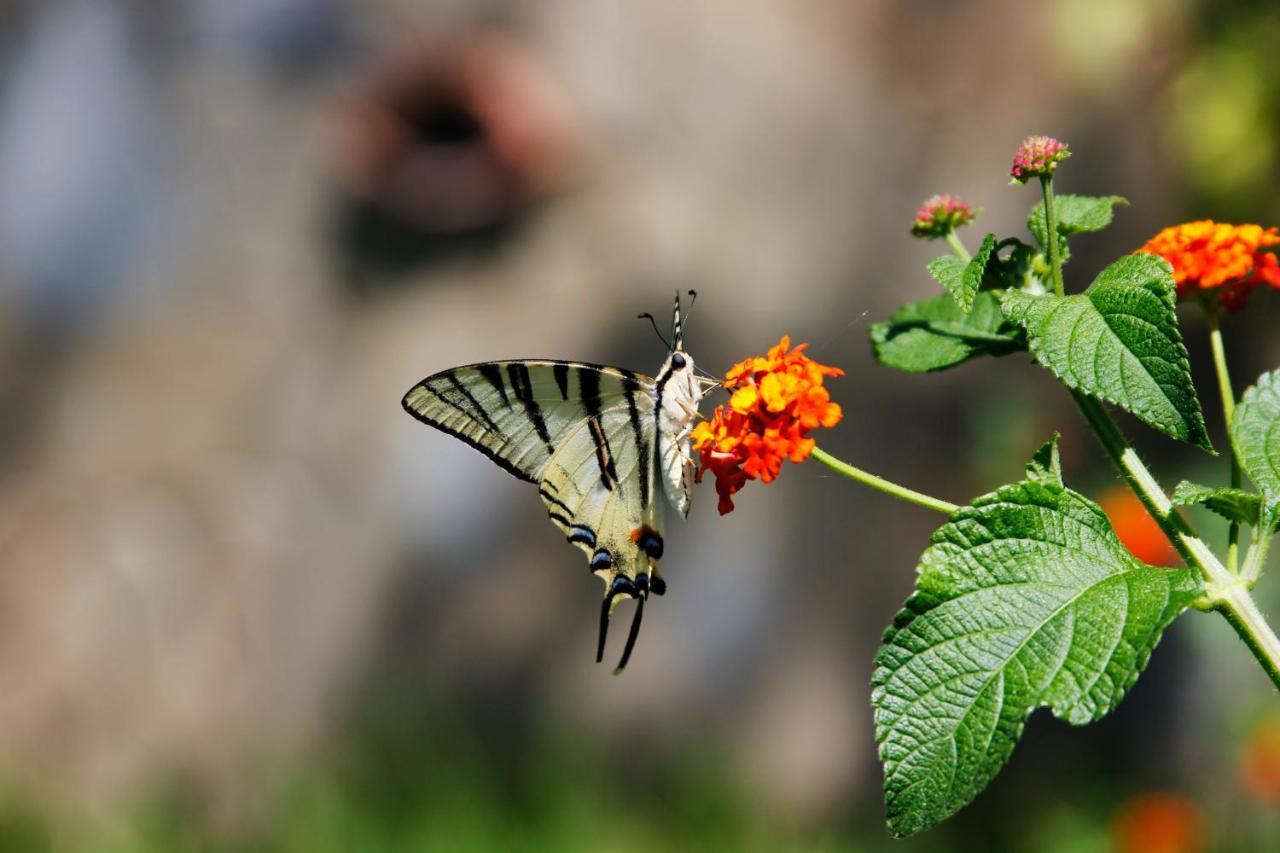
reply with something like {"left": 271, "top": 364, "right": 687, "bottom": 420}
{"left": 1217, "top": 586, "right": 1280, "bottom": 690}
{"left": 810, "top": 446, "right": 959, "bottom": 516}
{"left": 1070, "top": 390, "right": 1280, "bottom": 691}
{"left": 1205, "top": 300, "right": 1242, "bottom": 573}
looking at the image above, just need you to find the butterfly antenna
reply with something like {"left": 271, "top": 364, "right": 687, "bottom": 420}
{"left": 672, "top": 288, "right": 697, "bottom": 352}
{"left": 613, "top": 597, "right": 645, "bottom": 674}
{"left": 637, "top": 312, "right": 672, "bottom": 350}
{"left": 671, "top": 291, "right": 683, "bottom": 351}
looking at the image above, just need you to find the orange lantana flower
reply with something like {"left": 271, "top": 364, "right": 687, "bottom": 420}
{"left": 691, "top": 336, "right": 843, "bottom": 515}
{"left": 1136, "top": 220, "right": 1280, "bottom": 312}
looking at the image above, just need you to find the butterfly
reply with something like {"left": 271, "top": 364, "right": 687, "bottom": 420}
{"left": 401, "top": 292, "right": 711, "bottom": 672}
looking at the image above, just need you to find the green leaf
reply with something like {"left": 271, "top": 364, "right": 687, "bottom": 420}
{"left": 1001, "top": 254, "right": 1213, "bottom": 452}
{"left": 927, "top": 254, "right": 966, "bottom": 301}
{"left": 928, "top": 236, "right": 997, "bottom": 313}
{"left": 873, "top": 455, "right": 1201, "bottom": 837}
{"left": 871, "top": 292, "right": 1025, "bottom": 373}
{"left": 871, "top": 327, "right": 975, "bottom": 373}
{"left": 1232, "top": 370, "right": 1280, "bottom": 512}
{"left": 1025, "top": 433, "right": 1063, "bottom": 487}
{"left": 1029, "top": 194, "right": 1129, "bottom": 253}
{"left": 1171, "top": 480, "right": 1269, "bottom": 528}
{"left": 959, "top": 234, "right": 998, "bottom": 312}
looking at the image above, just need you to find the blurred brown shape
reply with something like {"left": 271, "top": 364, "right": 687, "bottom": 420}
{"left": 326, "top": 31, "right": 574, "bottom": 237}
{"left": 1110, "top": 791, "right": 1206, "bottom": 853}
{"left": 1101, "top": 486, "right": 1180, "bottom": 567}
{"left": 1240, "top": 713, "right": 1280, "bottom": 807}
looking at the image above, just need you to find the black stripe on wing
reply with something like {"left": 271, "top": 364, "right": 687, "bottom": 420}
{"left": 440, "top": 372, "right": 505, "bottom": 435}
{"left": 580, "top": 369, "right": 622, "bottom": 491}
{"left": 553, "top": 363, "right": 570, "bottom": 400}
{"left": 507, "top": 363, "right": 555, "bottom": 454}
{"left": 621, "top": 370, "right": 651, "bottom": 510}
{"left": 476, "top": 363, "right": 510, "bottom": 407}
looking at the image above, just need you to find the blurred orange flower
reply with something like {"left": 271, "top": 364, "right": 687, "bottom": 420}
{"left": 1136, "top": 221, "right": 1280, "bottom": 312}
{"left": 1101, "top": 486, "right": 1180, "bottom": 567}
{"left": 1240, "top": 714, "right": 1280, "bottom": 807}
{"left": 692, "top": 336, "right": 843, "bottom": 515}
{"left": 1111, "top": 791, "right": 1206, "bottom": 853}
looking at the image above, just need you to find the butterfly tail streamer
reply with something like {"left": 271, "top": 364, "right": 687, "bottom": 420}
{"left": 614, "top": 597, "right": 645, "bottom": 675}
{"left": 597, "top": 584, "right": 647, "bottom": 673}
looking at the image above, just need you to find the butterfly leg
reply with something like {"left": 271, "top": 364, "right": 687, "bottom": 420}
{"left": 678, "top": 398, "right": 701, "bottom": 420}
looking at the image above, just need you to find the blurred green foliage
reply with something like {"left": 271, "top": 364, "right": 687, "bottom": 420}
{"left": 0, "top": 733, "right": 858, "bottom": 853}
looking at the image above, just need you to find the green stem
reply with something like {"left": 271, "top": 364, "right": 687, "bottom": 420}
{"left": 945, "top": 230, "right": 971, "bottom": 262}
{"left": 1071, "top": 390, "right": 1280, "bottom": 691}
{"left": 1218, "top": 586, "right": 1280, "bottom": 690}
{"left": 810, "top": 445, "right": 959, "bottom": 516}
{"left": 1205, "top": 301, "right": 1242, "bottom": 574}
{"left": 1039, "top": 176, "right": 1066, "bottom": 297}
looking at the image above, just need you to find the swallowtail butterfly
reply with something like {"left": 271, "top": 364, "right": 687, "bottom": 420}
{"left": 402, "top": 292, "right": 709, "bottom": 672}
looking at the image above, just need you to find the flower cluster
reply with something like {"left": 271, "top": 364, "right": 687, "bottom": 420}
{"left": 1136, "top": 220, "right": 1280, "bottom": 312}
{"left": 1009, "top": 135, "right": 1070, "bottom": 183}
{"left": 691, "top": 337, "right": 843, "bottom": 515}
{"left": 910, "top": 194, "right": 978, "bottom": 239}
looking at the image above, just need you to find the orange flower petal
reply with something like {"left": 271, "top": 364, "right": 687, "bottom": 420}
{"left": 694, "top": 337, "right": 844, "bottom": 514}
{"left": 1136, "top": 220, "right": 1280, "bottom": 312}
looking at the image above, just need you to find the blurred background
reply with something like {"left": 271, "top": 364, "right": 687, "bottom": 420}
{"left": 0, "top": 0, "right": 1278, "bottom": 850}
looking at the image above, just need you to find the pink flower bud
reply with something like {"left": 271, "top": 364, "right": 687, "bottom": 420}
{"left": 1010, "top": 136, "right": 1070, "bottom": 184}
{"left": 910, "top": 194, "right": 978, "bottom": 239}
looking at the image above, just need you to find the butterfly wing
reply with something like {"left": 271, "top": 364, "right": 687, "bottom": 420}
{"left": 402, "top": 361, "right": 649, "bottom": 483}
{"left": 402, "top": 361, "right": 666, "bottom": 671}
{"left": 537, "top": 392, "right": 666, "bottom": 671}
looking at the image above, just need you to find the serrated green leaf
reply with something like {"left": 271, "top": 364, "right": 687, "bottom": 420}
{"left": 1171, "top": 480, "right": 1268, "bottom": 528}
{"left": 871, "top": 292, "right": 1025, "bottom": 373}
{"left": 873, "top": 458, "right": 1201, "bottom": 837}
{"left": 1232, "top": 370, "right": 1280, "bottom": 514}
{"left": 927, "top": 254, "right": 966, "bottom": 300}
{"left": 1025, "top": 433, "right": 1063, "bottom": 487}
{"left": 927, "top": 237, "right": 999, "bottom": 314}
{"left": 1029, "top": 194, "right": 1129, "bottom": 252}
{"left": 955, "top": 234, "right": 998, "bottom": 312}
{"left": 1000, "top": 254, "right": 1213, "bottom": 452}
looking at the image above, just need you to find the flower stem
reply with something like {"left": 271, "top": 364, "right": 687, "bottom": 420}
{"left": 1040, "top": 176, "right": 1066, "bottom": 297}
{"left": 1217, "top": 586, "right": 1280, "bottom": 691}
{"left": 809, "top": 446, "right": 959, "bottom": 516}
{"left": 1071, "top": 389, "right": 1280, "bottom": 691}
{"left": 1205, "top": 301, "right": 1242, "bottom": 574}
{"left": 945, "top": 230, "right": 971, "bottom": 262}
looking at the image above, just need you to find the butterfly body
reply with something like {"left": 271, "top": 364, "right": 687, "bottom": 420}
{"left": 402, "top": 294, "right": 705, "bottom": 671}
